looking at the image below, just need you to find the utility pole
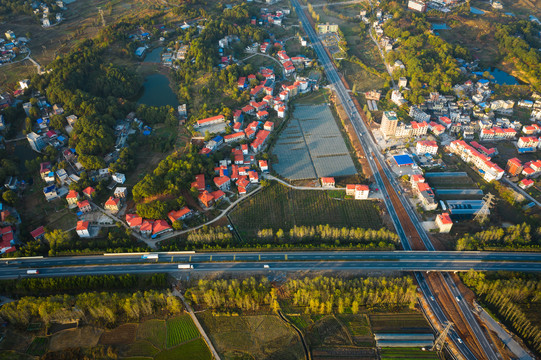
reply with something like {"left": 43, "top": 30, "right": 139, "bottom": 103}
{"left": 432, "top": 321, "right": 453, "bottom": 351}
{"left": 474, "top": 192, "right": 496, "bottom": 224}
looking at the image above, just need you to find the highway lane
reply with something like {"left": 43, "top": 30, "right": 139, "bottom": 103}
{"left": 2, "top": 251, "right": 541, "bottom": 268}
{"left": 4, "top": 261, "right": 541, "bottom": 280}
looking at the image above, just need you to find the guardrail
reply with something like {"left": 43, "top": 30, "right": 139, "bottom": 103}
{"left": 0, "top": 256, "right": 44, "bottom": 261}
{"left": 103, "top": 251, "right": 196, "bottom": 256}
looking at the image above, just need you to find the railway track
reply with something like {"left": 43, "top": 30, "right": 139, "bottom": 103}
{"left": 294, "top": 2, "right": 494, "bottom": 357}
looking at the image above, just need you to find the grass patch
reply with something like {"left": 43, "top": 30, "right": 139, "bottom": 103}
{"left": 288, "top": 315, "right": 312, "bottom": 331}
{"left": 369, "top": 313, "right": 431, "bottom": 334}
{"left": 230, "top": 182, "right": 384, "bottom": 239}
{"left": 380, "top": 347, "right": 439, "bottom": 359}
{"left": 136, "top": 319, "right": 166, "bottom": 350}
{"left": 25, "top": 337, "right": 48, "bottom": 357}
{"left": 121, "top": 340, "right": 160, "bottom": 358}
{"left": 99, "top": 323, "right": 138, "bottom": 346}
{"left": 0, "top": 351, "right": 34, "bottom": 360}
{"left": 198, "top": 313, "right": 304, "bottom": 360}
{"left": 338, "top": 314, "right": 371, "bottom": 336}
{"left": 155, "top": 338, "right": 212, "bottom": 360}
{"left": 166, "top": 315, "right": 200, "bottom": 348}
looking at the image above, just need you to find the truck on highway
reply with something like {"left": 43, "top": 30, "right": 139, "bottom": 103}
{"left": 26, "top": 269, "right": 39, "bottom": 275}
{"left": 141, "top": 254, "right": 159, "bottom": 260}
{"left": 263, "top": 264, "right": 270, "bottom": 269}
{"left": 178, "top": 264, "right": 194, "bottom": 269}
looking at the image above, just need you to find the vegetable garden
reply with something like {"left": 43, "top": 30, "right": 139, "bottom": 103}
{"left": 166, "top": 315, "right": 200, "bottom": 348}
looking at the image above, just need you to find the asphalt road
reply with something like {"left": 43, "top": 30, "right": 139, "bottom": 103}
{"left": 2, "top": 251, "right": 541, "bottom": 268}
{"left": 289, "top": 1, "right": 498, "bottom": 358}
{"left": 3, "top": 260, "right": 541, "bottom": 280}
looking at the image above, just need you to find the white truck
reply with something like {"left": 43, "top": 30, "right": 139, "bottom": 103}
{"left": 26, "top": 269, "right": 39, "bottom": 275}
{"left": 141, "top": 253, "right": 159, "bottom": 260}
{"left": 263, "top": 265, "right": 270, "bottom": 269}
{"left": 178, "top": 264, "right": 194, "bottom": 269}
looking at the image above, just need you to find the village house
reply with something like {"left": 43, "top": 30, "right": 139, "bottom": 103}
{"left": 321, "top": 177, "right": 335, "bottom": 188}
{"left": 76, "top": 220, "right": 91, "bottom": 238}
{"left": 191, "top": 174, "right": 206, "bottom": 192}
{"left": 213, "top": 176, "right": 231, "bottom": 191}
{"left": 435, "top": 213, "right": 453, "bottom": 233}
{"left": 104, "top": 197, "right": 121, "bottom": 213}
{"left": 77, "top": 200, "right": 92, "bottom": 213}
{"left": 199, "top": 190, "right": 215, "bottom": 208}
{"left": 114, "top": 187, "right": 128, "bottom": 198}
{"left": 30, "top": 226, "right": 45, "bottom": 241}
{"left": 83, "top": 186, "right": 96, "bottom": 199}
{"left": 65, "top": 190, "right": 80, "bottom": 206}
{"left": 137, "top": 219, "right": 153, "bottom": 236}
{"left": 126, "top": 214, "right": 143, "bottom": 230}
{"left": 168, "top": 207, "right": 193, "bottom": 224}
{"left": 152, "top": 220, "right": 173, "bottom": 238}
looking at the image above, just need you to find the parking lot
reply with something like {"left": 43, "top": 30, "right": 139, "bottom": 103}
{"left": 273, "top": 104, "right": 357, "bottom": 180}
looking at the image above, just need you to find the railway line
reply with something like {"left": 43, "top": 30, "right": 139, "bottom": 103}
{"left": 290, "top": 1, "right": 501, "bottom": 357}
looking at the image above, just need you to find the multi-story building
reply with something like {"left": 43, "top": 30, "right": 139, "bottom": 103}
{"left": 448, "top": 140, "right": 504, "bottom": 182}
{"left": 506, "top": 158, "right": 523, "bottom": 176}
{"left": 409, "top": 106, "right": 430, "bottom": 123}
{"left": 517, "top": 136, "right": 539, "bottom": 151}
{"left": 380, "top": 111, "right": 398, "bottom": 137}
{"left": 408, "top": 0, "right": 426, "bottom": 12}
{"left": 27, "top": 132, "right": 45, "bottom": 152}
{"left": 416, "top": 140, "right": 438, "bottom": 155}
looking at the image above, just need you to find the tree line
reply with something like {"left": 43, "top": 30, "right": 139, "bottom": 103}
{"left": 0, "top": 290, "right": 183, "bottom": 328}
{"left": 461, "top": 270, "right": 541, "bottom": 355}
{"left": 185, "top": 275, "right": 417, "bottom": 314}
{"left": 186, "top": 277, "right": 277, "bottom": 312}
{"left": 0, "top": 273, "right": 168, "bottom": 297}
{"left": 284, "top": 276, "right": 417, "bottom": 314}
{"left": 256, "top": 225, "right": 399, "bottom": 244}
{"left": 456, "top": 223, "right": 541, "bottom": 251}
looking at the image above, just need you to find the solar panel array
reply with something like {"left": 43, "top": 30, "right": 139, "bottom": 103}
{"left": 272, "top": 104, "right": 357, "bottom": 180}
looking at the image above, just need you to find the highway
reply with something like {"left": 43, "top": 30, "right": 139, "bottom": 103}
{"left": 2, "top": 260, "right": 541, "bottom": 280}
{"left": 2, "top": 251, "right": 541, "bottom": 267}
{"left": 289, "top": 0, "right": 499, "bottom": 358}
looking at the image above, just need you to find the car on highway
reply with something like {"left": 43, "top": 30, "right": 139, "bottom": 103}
{"left": 430, "top": 296, "right": 435, "bottom": 301}
{"left": 455, "top": 296, "right": 461, "bottom": 302}
{"left": 227, "top": 225, "right": 234, "bottom": 231}
{"left": 457, "top": 337, "right": 463, "bottom": 344}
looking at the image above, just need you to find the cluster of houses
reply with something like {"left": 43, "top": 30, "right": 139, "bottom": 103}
{"left": 32, "top": 0, "right": 66, "bottom": 27}
{"left": 506, "top": 157, "right": 541, "bottom": 190}
{"left": 195, "top": 65, "right": 312, "bottom": 160}
{"left": 0, "top": 203, "right": 20, "bottom": 254}
{"left": 259, "top": 7, "right": 290, "bottom": 26}
{"left": 1, "top": 31, "right": 30, "bottom": 65}
{"left": 123, "top": 209, "right": 192, "bottom": 239}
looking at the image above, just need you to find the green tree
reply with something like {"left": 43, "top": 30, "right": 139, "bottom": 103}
{"left": 2, "top": 190, "right": 17, "bottom": 205}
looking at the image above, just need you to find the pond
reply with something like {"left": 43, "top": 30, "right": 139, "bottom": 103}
{"left": 483, "top": 68, "right": 518, "bottom": 86}
{"left": 137, "top": 73, "right": 179, "bottom": 108}
{"left": 431, "top": 23, "right": 449, "bottom": 30}
{"left": 143, "top": 47, "right": 163, "bottom": 63}
{"left": 470, "top": 6, "right": 485, "bottom": 15}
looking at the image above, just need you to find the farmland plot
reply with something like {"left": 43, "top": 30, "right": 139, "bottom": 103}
{"left": 166, "top": 315, "right": 200, "bottom": 348}
{"left": 230, "top": 183, "right": 384, "bottom": 238}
